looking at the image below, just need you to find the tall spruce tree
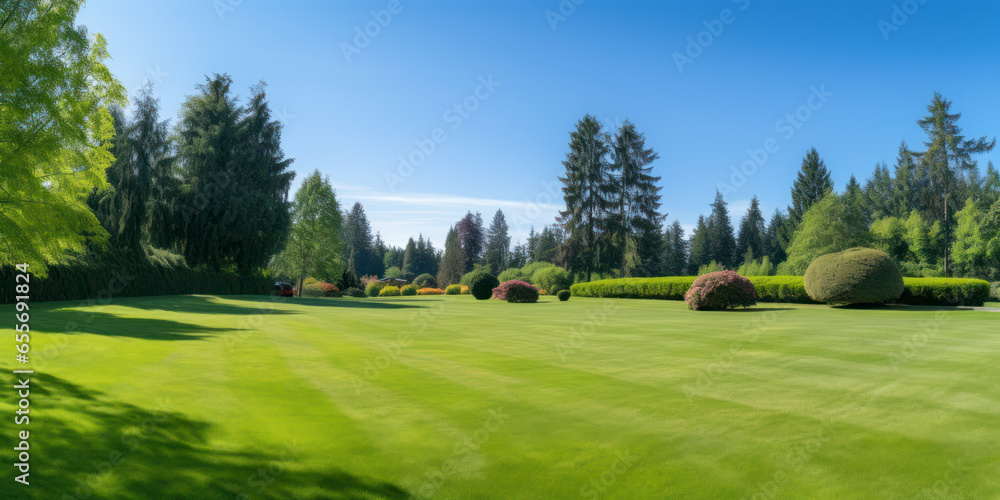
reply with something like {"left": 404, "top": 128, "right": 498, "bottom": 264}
{"left": 660, "top": 220, "right": 687, "bottom": 276}
{"left": 735, "top": 196, "right": 766, "bottom": 265}
{"left": 437, "top": 227, "right": 464, "bottom": 286}
{"left": 343, "top": 202, "right": 377, "bottom": 278}
{"left": 608, "top": 120, "right": 663, "bottom": 277}
{"left": 230, "top": 82, "right": 295, "bottom": 270}
{"left": 763, "top": 209, "right": 793, "bottom": 264}
{"left": 455, "top": 211, "right": 485, "bottom": 272}
{"left": 863, "top": 162, "right": 894, "bottom": 221}
{"left": 891, "top": 142, "right": 919, "bottom": 218}
{"left": 789, "top": 148, "right": 834, "bottom": 224}
{"left": 708, "top": 191, "right": 737, "bottom": 267}
{"left": 173, "top": 75, "right": 292, "bottom": 271}
{"left": 558, "top": 115, "right": 612, "bottom": 281}
{"left": 484, "top": 209, "right": 511, "bottom": 274}
{"left": 687, "top": 216, "right": 709, "bottom": 274}
{"left": 911, "top": 92, "right": 995, "bottom": 272}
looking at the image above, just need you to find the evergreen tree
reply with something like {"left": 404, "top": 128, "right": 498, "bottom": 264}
{"left": 558, "top": 115, "right": 612, "bottom": 281}
{"left": 608, "top": 120, "right": 663, "bottom": 277}
{"left": 789, "top": 148, "right": 834, "bottom": 224}
{"left": 763, "top": 209, "right": 793, "bottom": 265}
{"left": 172, "top": 75, "right": 293, "bottom": 271}
{"left": 484, "top": 209, "right": 511, "bottom": 274}
{"left": 707, "top": 191, "right": 737, "bottom": 267}
{"left": 843, "top": 175, "right": 870, "bottom": 228}
{"left": 343, "top": 202, "right": 377, "bottom": 277}
{"left": 891, "top": 142, "right": 920, "bottom": 218}
{"left": 687, "top": 216, "right": 709, "bottom": 275}
{"left": 660, "top": 220, "right": 687, "bottom": 276}
{"left": 455, "top": 211, "right": 485, "bottom": 272}
{"left": 526, "top": 227, "right": 539, "bottom": 262}
{"left": 437, "top": 227, "right": 464, "bottom": 286}
{"left": 912, "top": 92, "right": 995, "bottom": 272}
{"left": 534, "top": 225, "right": 562, "bottom": 263}
{"left": 509, "top": 242, "right": 529, "bottom": 269}
{"left": 735, "top": 196, "right": 766, "bottom": 265}
{"left": 401, "top": 237, "right": 417, "bottom": 277}
{"left": 863, "top": 162, "right": 894, "bottom": 221}
{"left": 230, "top": 82, "right": 295, "bottom": 270}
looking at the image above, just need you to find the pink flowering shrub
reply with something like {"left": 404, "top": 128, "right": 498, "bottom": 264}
{"left": 684, "top": 270, "right": 757, "bottom": 311}
{"left": 492, "top": 280, "right": 539, "bottom": 303}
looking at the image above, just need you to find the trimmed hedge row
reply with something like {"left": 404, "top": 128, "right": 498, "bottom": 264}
{"left": 0, "top": 250, "right": 272, "bottom": 304}
{"left": 899, "top": 278, "right": 990, "bottom": 307}
{"left": 570, "top": 276, "right": 990, "bottom": 307}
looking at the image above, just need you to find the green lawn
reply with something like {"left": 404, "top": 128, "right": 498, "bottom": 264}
{"left": 3, "top": 295, "right": 998, "bottom": 499}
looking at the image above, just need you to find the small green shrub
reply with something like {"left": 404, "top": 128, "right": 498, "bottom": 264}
{"left": 684, "top": 271, "right": 757, "bottom": 311}
{"left": 493, "top": 280, "right": 539, "bottom": 303}
{"left": 519, "top": 262, "right": 555, "bottom": 282}
{"left": 531, "top": 266, "right": 572, "bottom": 295}
{"left": 498, "top": 267, "right": 529, "bottom": 283}
{"left": 301, "top": 283, "right": 324, "bottom": 297}
{"left": 900, "top": 278, "right": 990, "bottom": 306}
{"left": 365, "top": 281, "right": 386, "bottom": 297}
{"left": 400, "top": 284, "right": 418, "bottom": 296}
{"left": 413, "top": 273, "right": 437, "bottom": 288}
{"left": 344, "top": 287, "right": 365, "bottom": 297}
{"left": 557, "top": 290, "right": 570, "bottom": 301}
{"left": 990, "top": 281, "right": 1000, "bottom": 301}
{"left": 471, "top": 273, "right": 500, "bottom": 300}
{"left": 378, "top": 285, "right": 401, "bottom": 297}
{"left": 803, "top": 248, "right": 904, "bottom": 305}
{"left": 445, "top": 284, "right": 462, "bottom": 295}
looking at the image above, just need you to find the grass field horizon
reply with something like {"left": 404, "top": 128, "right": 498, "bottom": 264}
{"left": 3, "top": 294, "right": 998, "bottom": 498}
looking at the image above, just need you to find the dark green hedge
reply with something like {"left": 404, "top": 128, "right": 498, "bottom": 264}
{"left": 570, "top": 275, "right": 989, "bottom": 307}
{"left": 0, "top": 249, "right": 272, "bottom": 304}
{"left": 899, "top": 278, "right": 990, "bottom": 307}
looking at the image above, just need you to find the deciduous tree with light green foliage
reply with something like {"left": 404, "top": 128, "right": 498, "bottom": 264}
{"left": 779, "top": 194, "right": 870, "bottom": 275}
{"left": 950, "top": 198, "right": 1000, "bottom": 280}
{"left": 0, "top": 0, "right": 126, "bottom": 276}
{"left": 269, "top": 170, "right": 344, "bottom": 294}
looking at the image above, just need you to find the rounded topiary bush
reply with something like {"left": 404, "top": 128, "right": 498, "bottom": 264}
{"left": 803, "top": 247, "right": 904, "bottom": 306}
{"left": 684, "top": 271, "right": 757, "bottom": 311}
{"left": 492, "top": 280, "right": 539, "bottom": 303}
{"left": 344, "top": 287, "right": 365, "bottom": 297}
{"left": 471, "top": 273, "right": 500, "bottom": 300}
{"left": 557, "top": 290, "right": 571, "bottom": 302}
{"left": 413, "top": 273, "right": 437, "bottom": 289}
{"left": 445, "top": 284, "right": 462, "bottom": 295}
{"left": 400, "top": 284, "right": 418, "bottom": 296}
{"left": 378, "top": 285, "right": 401, "bottom": 297}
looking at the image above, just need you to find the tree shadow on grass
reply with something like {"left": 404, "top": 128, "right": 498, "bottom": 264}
{"left": 36, "top": 309, "right": 232, "bottom": 341}
{"left": 225, "top": 295, "right": 424, "bottom": 310}
{"left": 118, "top": 294, "right": 297, "bottom": 317}
{"left": 6, "top": 372, "right": 411, "bottom": 499}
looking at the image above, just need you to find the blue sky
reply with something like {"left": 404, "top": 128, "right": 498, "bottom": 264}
{"left": 79, "top": 0, "right": 1000, "bottom": 248}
